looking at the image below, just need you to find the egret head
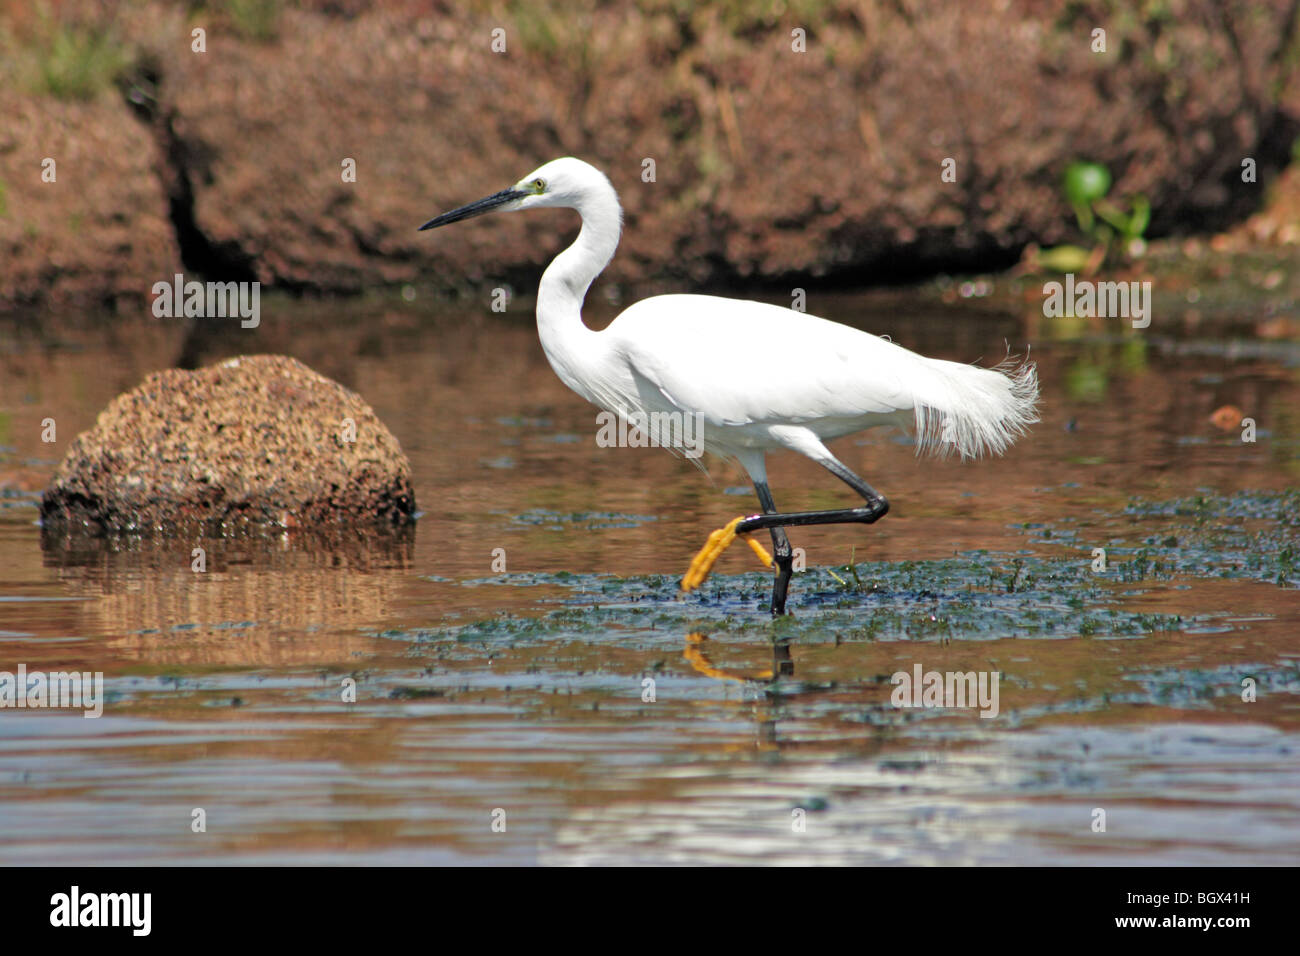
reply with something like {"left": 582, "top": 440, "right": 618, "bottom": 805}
{"left": 418, "top": 157, "right": 612, "bottom": 230}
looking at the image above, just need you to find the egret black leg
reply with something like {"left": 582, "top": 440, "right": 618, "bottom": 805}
{"left": 682, "top": 456, "right": 888, "bottom": 611}
{"left": 754, "top": 480, "right": 793, "bottom": 615}
{"left": 738, "top": 458, "right": 889, "bottom": 538}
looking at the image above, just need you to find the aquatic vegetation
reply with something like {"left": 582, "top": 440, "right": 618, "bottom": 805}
{"left": 1063, "top": 161, "right": 1112, "bottom": 234}
{"left": 507, "top": 509, "right": 659, "bottom": 530}
{"left": 392, "top": 554, "right": 1184, "bottom": 649}
{"left": 382, "top": 489, "right": 1299, "bottom": 657}
{"left": 1028, "top": 161, "right": 1152, "bottom": 274}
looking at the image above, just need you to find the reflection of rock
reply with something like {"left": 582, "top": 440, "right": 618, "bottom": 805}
{"left": 40, "top": 528, "right": 415, "bottom": 667}
{"left": 40, "top": 355, "right": 416, "bottom": 533}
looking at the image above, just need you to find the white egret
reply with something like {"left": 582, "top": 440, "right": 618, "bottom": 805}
{"left": 419, "top": 157, "right": 1039, "bottom": 614}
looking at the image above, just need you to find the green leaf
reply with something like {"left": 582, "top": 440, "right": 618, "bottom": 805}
{"left": 1128, "top": 195, "right": 1150, "bottom": 238}
{"left": 1063, "top": 162, "right": 1112, "bottom": 206}
{"left": 1037, "top": 244, "right": 1094, "bottom": 272}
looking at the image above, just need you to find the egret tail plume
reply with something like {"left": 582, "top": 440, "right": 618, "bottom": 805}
{"left": 910, "top": 353, "right": 1040, "bottom": 460}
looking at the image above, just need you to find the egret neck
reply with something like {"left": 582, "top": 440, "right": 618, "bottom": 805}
{"left": 534, "top": 175, "right": 622, "bottom": 406}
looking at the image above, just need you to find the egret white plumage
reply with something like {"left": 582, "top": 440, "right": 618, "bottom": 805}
{"left": 419, "top": 157, "right": 1039, "bottom": 614}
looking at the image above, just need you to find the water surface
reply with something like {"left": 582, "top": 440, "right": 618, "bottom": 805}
{"left": 1, "top": 283, "right": 1297, "bottom": 864}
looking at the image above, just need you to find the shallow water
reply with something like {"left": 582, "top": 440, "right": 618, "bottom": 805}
{"left": 1, "top": 282, "right": 1298, "bottom": 865}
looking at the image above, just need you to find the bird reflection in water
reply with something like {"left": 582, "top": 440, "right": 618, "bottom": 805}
{"left": 682, "top": 632, "right": 794, "bottom": 749}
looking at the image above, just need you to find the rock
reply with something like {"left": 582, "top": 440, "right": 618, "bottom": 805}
{"left": 40, "top": 355, "right": 416, "bottom": 534}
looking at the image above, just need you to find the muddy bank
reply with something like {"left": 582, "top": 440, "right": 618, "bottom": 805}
{"left": 2, "top": 0, "right": 1299, "bottom": 311}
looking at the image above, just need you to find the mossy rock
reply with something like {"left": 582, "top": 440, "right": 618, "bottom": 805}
{"left": 40, "top": 354, "right": 416, "bottom": 534}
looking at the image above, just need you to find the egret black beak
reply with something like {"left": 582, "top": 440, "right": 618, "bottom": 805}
{"left": 418, "top": 187, "right": 526, "bottom": 230}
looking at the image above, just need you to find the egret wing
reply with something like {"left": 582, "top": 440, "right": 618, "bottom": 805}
{"left": 607, "top": 294, "right": 926, "bottom": 425}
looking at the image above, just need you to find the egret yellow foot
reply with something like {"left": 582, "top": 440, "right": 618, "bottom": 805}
{"left": 680, "top": 516, "right": 774, "bottom": 593}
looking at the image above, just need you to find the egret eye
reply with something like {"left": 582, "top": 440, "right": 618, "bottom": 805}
{"left": 532, "top": 178, "right": 546, "bottom": 193}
